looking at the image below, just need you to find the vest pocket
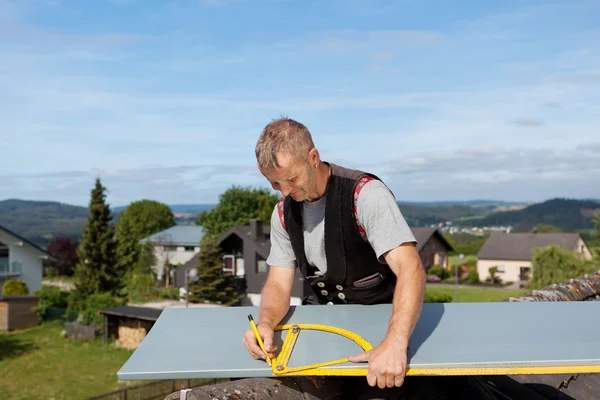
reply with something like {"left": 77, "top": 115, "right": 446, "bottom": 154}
{"left": 352, "top": 272, "right": 384, "bottom": 289}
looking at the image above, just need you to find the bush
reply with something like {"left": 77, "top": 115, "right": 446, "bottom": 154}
{"left": 32, "top": 286, "right": 70, "bottom": 320}
{"left": 427, "top": 265, "right": 447, "bottom": 280}
{"left": 45, "top": 266, "right": 58, "bottom": 278}
{"left": 2, "top": 279, "right": 29, "bottom": 295}
{"left": 468, "top": 270, "right": 480, "bottom": 284}
{"left": 79, "top": 293, "right": 123, "bottom": 325}
{"left": 424, "top": 291, "right": 453, "bottom": 303}
{"left": 158, "top": 287, "right": 180, "bottom": 300}
{"left": 464, "top": 255, "right": 478, "bottom": 266}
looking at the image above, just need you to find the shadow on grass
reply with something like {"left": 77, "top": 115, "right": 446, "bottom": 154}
{"left": 0, "top": 334, "right": 39, "bottom": 361}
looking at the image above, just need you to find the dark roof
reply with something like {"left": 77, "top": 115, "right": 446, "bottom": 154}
{"left": 99, "top": 306, "right": 162, "bottom": 321}
{"left": 410, "top": 227, "right": 455, "bottom": 252}
{"left": 477, "top": 232, "right": 585, "bottom": 261}
{"left": 0, "top": 224, "right": 58, "bottom": 261}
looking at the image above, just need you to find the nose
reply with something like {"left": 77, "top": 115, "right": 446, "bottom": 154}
{"left": 278, "top": 182, "right": 292, "bottom": 197}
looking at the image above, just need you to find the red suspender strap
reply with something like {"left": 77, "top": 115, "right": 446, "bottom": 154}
{"left": 354, "top": 175, "right": 374, "bottom": 241}
{"left": 277, "top": 197, "right": 286, "bottom": 230}
{"left": 277, "top": 175, "right": 373, "bottom": 239}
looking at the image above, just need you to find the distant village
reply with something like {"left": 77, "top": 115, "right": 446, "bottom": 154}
{"left": 431, "top": 221, "right": 512, "bottom": 235}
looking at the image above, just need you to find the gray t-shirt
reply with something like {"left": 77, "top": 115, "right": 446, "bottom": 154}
{"left": 266, "top": 179, "right": 416, "bottom": 274}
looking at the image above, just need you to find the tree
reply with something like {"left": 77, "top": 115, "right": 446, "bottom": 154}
{"left": 46, "top": 237, "right": 79, "bottom": 276}
{"left": 187, "top": 237, "right": 244, "bottom": 306}
{"left": 69, "top": 178, "right": 119, "bottom": 310}
{"left": 532, "top": 224, "right": 562, "bottom": 233}
{"left": 115, "top": 199, "right": 175, "bottom": 283}
{"left": 196, "top": 186, "right": 279, "bottom": 239}
{"left": 126, "top": 241, "right": 158, "bottom": 301}
{"left": 530, "top": 245, "right": 597, "bottom": 289}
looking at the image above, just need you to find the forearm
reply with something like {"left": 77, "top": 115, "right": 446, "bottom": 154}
{"left": 385, "top": 262, "right": 426, "bottom": 348}
{"left": 258, "top": 279, "right": 291, "bottom": 329}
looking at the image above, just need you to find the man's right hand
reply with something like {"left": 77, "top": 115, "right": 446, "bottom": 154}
{"left": 243, "top": 323, "right": 277, "bottom": 361}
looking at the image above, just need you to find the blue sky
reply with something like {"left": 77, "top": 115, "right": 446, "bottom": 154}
{"left": 1, "top": 0, "right": 599, "bottom": 207}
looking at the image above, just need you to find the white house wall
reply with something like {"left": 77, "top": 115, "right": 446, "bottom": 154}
{"left": 575, "top": 238, "right": 593, "bottom": 259}
{"left": 0, "top": 231, "right": 44, "bottom": 294}
{"left": 153, "top": 245, "right": 200, "bottom": 280}
{"left": 477, "top": 259, "right": 532, "bottom": 284}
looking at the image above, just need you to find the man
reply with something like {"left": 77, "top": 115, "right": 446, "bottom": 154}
{"left": 242, "top": 117, "right": 426, "bottom": 397}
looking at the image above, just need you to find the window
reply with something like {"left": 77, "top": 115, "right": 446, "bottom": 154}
{"left": 184, "top": 246, "right": 195, "bottom": 252}
{"left": 257, "top": 255, "right": 268, "bottom": 273}
{"left": 222, "top": 255, "right": 235, "bottom": 275}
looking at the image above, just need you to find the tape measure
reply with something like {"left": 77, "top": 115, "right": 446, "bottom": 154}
{"left": 270, "top": 323, "right": 372, "bottom": 376}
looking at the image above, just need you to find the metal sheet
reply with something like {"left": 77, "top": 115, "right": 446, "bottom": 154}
{"left": 117, "top": 301, "right": 600, "bottom": 380}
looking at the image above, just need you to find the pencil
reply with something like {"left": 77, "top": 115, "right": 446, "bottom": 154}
{"left": 248, "top": 314, "right": 271, "bottom": 365}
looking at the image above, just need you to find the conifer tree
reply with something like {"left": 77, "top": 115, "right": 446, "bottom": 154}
{"left": 69, "top": 178, "right": 120, "bottom": 310}
{"left": 187, "top": 237, "right": 244, "bottom": 306}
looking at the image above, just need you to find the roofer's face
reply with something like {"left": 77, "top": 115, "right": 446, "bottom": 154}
{"left": 261, "top": 152, "right": 314, "bottom": 202}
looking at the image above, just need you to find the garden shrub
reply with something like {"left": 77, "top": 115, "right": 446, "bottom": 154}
{"left": 427, "top": 265, "right": 447, "bottom": 280}
{"left": 424, "top": 292, "right": 453, "bottom": 303}
{"left": 32, "top": 286, "right": 70, "bottom": 320}
{"left": 2, "top": 279, "right": 29, "bottom": 295}
{"left": 158, "top": 287, "right": 180, "bottom": 300}
{"left": 79, "top": 292, "right": 123, "bottom": 325}
{"left": 468, "top": 270, "right": 480, "bottom": 284}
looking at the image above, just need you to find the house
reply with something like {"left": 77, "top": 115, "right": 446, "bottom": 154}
{"left": 215, "top": 220, "right": 452, "bottom": 306}
{"left": 139, "top": 225, "right": 204, "bottom": 286}
{"left": 476, "top": 232, "right": 593, "bottom": 284}
{"left": 410, "top": 227, "right": 454, "bottom": 270}
{"left": 0, "top": 224, "right": 57, "bottom": 294}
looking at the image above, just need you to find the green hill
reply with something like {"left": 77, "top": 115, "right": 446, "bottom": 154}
{"left": 0, "top": 199, "right": 90, "bottom": 247}
{"left": 461, "top": 198, "right": 600, "bottom": 232}
{"left": 1, "top": 197, "right": 598, "bottom": 249}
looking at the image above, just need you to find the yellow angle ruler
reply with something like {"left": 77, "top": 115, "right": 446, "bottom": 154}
{"left": 271, "top": 322, "right": 373, "bottom": 376}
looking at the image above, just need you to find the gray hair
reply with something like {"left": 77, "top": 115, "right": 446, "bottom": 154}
{"left": 255, "top": 117, "right": 315, "bottom": 171}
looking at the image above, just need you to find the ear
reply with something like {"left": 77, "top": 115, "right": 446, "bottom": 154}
{"left": 307, "top": 148, "right": 320, "bottom": 167}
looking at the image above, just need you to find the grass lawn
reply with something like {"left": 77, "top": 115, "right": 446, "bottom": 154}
{"left": 426, "top": 285, "right": 528, "bottom": 302}
{"left": 0, "top": 320, "right": 147, "bottom": 400}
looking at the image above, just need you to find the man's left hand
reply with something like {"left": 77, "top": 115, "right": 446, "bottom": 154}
{"left": 348, "top": 339, "right": 408, "bottom": 389}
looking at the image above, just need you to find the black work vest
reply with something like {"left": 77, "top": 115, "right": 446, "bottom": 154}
{"left": 282, "top": 163, "right": 396, "bottom": 305}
